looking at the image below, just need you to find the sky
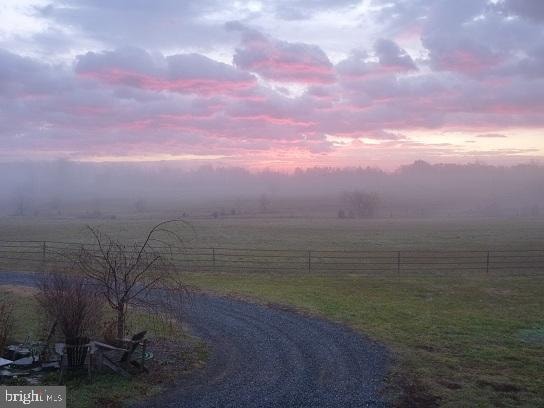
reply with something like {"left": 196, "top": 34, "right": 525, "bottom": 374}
{"left": 1, "top": 0, "right": 543, "bottom": 171}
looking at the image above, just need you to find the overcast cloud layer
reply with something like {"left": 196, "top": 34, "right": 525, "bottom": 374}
{"left": 0, "top": 0, "right": 543, "bottom": 169}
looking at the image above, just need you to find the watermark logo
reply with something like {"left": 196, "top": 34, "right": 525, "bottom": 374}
{"left": 0, "top": 387, "right": 65, "bottom": 408}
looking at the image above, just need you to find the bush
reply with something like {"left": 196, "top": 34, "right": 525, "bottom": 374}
{"left": 0, "top": 299, "right": 15, "bottom": 352}
{"left": 36, "top": 273, "right": 103, "bottom": 341}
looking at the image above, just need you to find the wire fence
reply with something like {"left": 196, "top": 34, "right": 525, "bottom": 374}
{"left": 0, "top": 239, "right": 543, "bottom": 276}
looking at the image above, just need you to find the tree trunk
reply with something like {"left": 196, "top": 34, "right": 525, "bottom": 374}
{"left": 116, "top": 304, "right": 126, "bottom": 340}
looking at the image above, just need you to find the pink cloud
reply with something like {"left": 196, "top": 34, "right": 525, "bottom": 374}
{"left": 2, "top": 39, "right": 544, "bottom": 168}
{"left": 230, "top": 114, "right": 315, "bottom": 127}
{"left": 80, "top": 68, "right": 254, "bottom": 95}
{"left": 432, "top": 48, "right": 502, "bottom": 74}
{"left": 76, "top": 48, "right": 256, "bottom": 95}
{"left": 229, "top": 24, "right": 335, "bottom": 84}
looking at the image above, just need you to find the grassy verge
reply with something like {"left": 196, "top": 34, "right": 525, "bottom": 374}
{"left": 0, "top": 285, "right": 206, "bottom": 408}
{"left": 185, "top": 273, "right": 544, "bottom": 407}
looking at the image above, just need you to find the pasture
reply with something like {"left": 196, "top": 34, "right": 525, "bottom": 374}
{"left": 1, "top": 215, "right": 543, "bottom": 406}
{"left": 1, "top": 215, "right": 544, "bottom": 250}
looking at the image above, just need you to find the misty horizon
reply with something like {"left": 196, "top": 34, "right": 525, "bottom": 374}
{"left": 2, "top": 158, "right": 543, "bottom": 218}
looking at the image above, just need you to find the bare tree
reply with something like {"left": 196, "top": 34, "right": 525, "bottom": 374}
{"left": 74, "top": 220, "right": 189, "bottom": 339}
{"left": 14, "top": 192, "right": 29, "bottom": 216}
{"left": 48, "top": 196, "right": 63, "bottom": 216}
{"left": 134, "top": 198, "right": 147, "bottom": 213}
{"left": 259, "top": 194, "right": 271, "bottom": 213}
{"left": 343, "top": 191, "right": 381, "bottom": 218}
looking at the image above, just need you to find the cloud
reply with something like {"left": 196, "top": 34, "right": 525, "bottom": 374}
{"left": 476, "top": 133, "right": 508, "bottom": 138}
{"left": 513, "top": 44, "right": 544, "bottom": 78}
{"left": 35, "top": 0, "right": 230, "bottom": 49}
{"left": 374, "top": 38, "right": 417, "bottom": 71}
{"left": 75, "top": 47, "right": 256, "bottom": 95}
{"left": 418, "top": 0, "right": 544, "bottom": 78}
{"left": 501, "top": 0, "right": 544, "bottom": 22}
{"left": 0, "top": 49, "right": 70, "bottom": 97}
{"left": 228, "top": 23, "right": 335, "bottom": 84}
{"left": 336, "top": 39, "right": 416, "bottom": 80}
{"left": 1, "top": 0, "right": 544, "bottom": 167}
{"left": 271, "top": 0, "right": 360, "bottom": 20}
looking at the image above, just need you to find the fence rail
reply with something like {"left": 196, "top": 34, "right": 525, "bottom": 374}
{"left": 0, "top": 240, "right": 542, "bottom": 275}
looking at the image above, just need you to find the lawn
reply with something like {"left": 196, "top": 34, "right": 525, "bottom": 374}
{"left": 184, "top": 273, "right": 544, "bottom": 407}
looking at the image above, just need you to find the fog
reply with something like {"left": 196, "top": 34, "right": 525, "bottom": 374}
{"left": 1, "top": 160, "right": 543, "bottom": 218}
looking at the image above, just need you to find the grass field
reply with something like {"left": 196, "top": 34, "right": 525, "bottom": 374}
{"left": 185, "top": 273, "right": 544, "bottom": 407}
{"left": 1, "top": 215, "right": 543, "bottom": 406}
{"left": 1, "top": 215, "right": 544, "bottom": 250}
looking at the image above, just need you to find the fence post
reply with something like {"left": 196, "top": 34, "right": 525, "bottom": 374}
{"left": 397, "top": 251, "right": 401, "bottom": 274}
{"left": 308, "top": 250, "right": 311, "bottom": 273}
{"left": 486, "top": 251, "right": 490, "bottom": 274}
{"left": 212, "top": 248, "right": 216, "bottom": 269}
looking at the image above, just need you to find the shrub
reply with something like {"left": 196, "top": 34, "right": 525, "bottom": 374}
{"left": 0, "top": 299, "right": 15, "bottom": 352}
{"left": 36, "top": 273, "right": 103, "bottom": 341}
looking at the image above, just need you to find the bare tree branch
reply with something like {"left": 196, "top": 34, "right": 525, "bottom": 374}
{"left": 69, "top": 220, "right": 190, "bottom": 339}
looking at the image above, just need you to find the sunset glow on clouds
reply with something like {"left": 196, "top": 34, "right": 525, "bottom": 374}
{"left": 1, "top": 0, "right": 543, "bottom": 170}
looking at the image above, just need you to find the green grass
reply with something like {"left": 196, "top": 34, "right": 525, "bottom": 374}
{"left": 2, "top": 215, "right": 544, "bottom": 250}
{"left": 1, "top": 286, "right": 45, "bottom": 341}
{"left": 184, "top": 273, "right": 544, "bottom": 407}
{"left": 62, "top": 373, "right": 160, "bottom": 408}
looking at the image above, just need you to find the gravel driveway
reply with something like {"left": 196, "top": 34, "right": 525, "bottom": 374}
{"left": 0, "top": 271, "right": 389, "bottom": 407}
